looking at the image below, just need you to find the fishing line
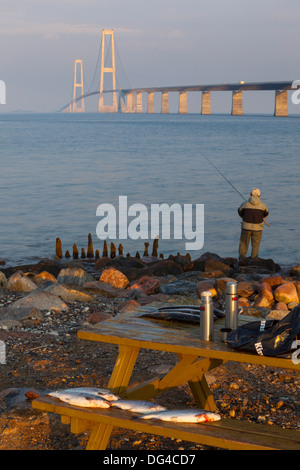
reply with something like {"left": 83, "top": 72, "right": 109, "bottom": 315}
{"left": 205, "top": 157, "right": 270, "bottom": 227}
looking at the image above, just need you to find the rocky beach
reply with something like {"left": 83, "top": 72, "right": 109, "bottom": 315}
{"left": 0, "top": 243, "right": 299, "bottom": 451}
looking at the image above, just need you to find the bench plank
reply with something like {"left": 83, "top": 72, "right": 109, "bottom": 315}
{"left": 32, "top": 396, "right": 300, "bottom": 451}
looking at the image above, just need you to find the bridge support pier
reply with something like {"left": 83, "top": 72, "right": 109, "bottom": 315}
{"left": 201, "top": 91, "right": 211, "bottom": 115}
{"left": 118, "top": 91, "right": 126, "bottom": 113}
{"left": 178, "top": 91, "right": 187, "bottom": 114}
{"left": 274, "top": 90, "right": 288, "bottom": 117}
{"left": 126, "top": 92, "right": 136, "bottom": 113}
{"left": 147, "top": 92, "right": 154, "bottom": 113}
{"left": 136, "top": 92, "right": 143, "bottom": 113}
{"left": 232, "top": 90, "right": 243, "bottom": 115}
{"left": 161, "top": 92, "right": 169, "bottom": 114}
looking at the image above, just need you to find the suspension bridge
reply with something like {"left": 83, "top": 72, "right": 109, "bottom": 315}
{"left": 60, "top": 29, "right": 295, "bottom": 117}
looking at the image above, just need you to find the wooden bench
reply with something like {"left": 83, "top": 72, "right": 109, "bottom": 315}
{"left": 32, "top": 395, "right": 300, "bottom": 450}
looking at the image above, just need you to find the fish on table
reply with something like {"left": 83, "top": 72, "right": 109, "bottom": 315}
{"left": 66, "top": 387, "right": 120, "bottom": 401}
{"left": 139, "top": 409, "right": 221, "bottom": 423}
{"left": 111, "top": 399, "right": 167, "bottom": 414}
{"left": 47, "top": 388, "right": 114, "bottom": 408}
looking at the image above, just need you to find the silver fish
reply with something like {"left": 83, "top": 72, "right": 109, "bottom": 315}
{"left": 111, "top": 399, "right": 167, "bottom": 414}
{"left": 64, "top": 387, "right": 120, "bottom": 401}
{"left": 139, "top": 409, "right": 221, "bottom": 423}
{"left": 48, "top": 390, "right": 111, "bottom": 408}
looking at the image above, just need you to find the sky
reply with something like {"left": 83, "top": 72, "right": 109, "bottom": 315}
{"left": 0, "top": 0, "right": 299, "bottom": 113}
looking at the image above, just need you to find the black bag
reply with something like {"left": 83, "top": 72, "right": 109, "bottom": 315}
{"left": 225, "top": 303, "right": 300, "bottom": 358}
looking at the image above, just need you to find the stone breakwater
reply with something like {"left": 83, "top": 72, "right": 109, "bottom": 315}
{"left": 0, "top": 249, "right": 299, "bottom": 327}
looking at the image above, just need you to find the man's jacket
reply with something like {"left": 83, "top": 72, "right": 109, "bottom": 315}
{"left": 238, "top": 195, "right": 269, "bottom": 231}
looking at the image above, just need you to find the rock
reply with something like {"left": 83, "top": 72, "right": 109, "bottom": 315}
{"left": 274, "top": 282, "right": 299, "bottom": 304}
{"left": 144, "top": 259, "right": 184, "bottom": 277}
{"left": 287, "top": 301, "right": 298, "bottom": 310}
{"left": 57, "top": 266, "right": 93, "bottom": 286}
{"left": 33, "top": 271, "right": 57, "bottom": 284}
{"left": 237, "top": 281, "right": 257, "bottom": 298}
{"left": 86, "top": 312, "right": 112, "bottom": 324}
{"left": 7, "top": 290, "right": 68, "bottom": 313}
{"left": 25, "top": 390, "right": 40, "bottom": 400}
{"left": 238, "top": 297, "right": 250, "bottom": 307}
{"left": 7, "top": 271, "right": 37, "bottom": 293}
{"left": 129, "top": 276, "right": 160, "bottom": 295}
{"left": 82, "top": 281, "right": 128, "bottom": 298}
{"left": 192, "top": 252, "right": 231, "bottom": 276}
{"left": 94, "top": 256, "right": 145, "bottom": 271}
{"left": 168, "top": 254, "right": 193, "bottom": 271}
{"left": 249, "top": 257, "right": 279, "bottom": 272}
{"left": 0, "top": 305, "right": 44, "bottom": 323}
{"left": 274, "top": 302, "right": 288, "bottom": 311}
{"left": 253, "top": 295, "right": 271, "bottom": 308}
{"left": 294, "top": 281, "right": 300, "bottom": 299}
{"left": 45, "top": 283, "right": 94, "bottom": 302}
{"left": 215, "top": 277, "right": 237, "bottom": 295}
{"left": 267, "top": 310, "right": 290, "bottom": 320}
{"left": 160, "top": 280, "right": 197, "bottom": 295}
{"left": 119, "top": 300, "right": 141, "bottom": 313}
{"left": 100, "top": 267, "right": 129, "bottom": 289}
{"left": 290, "top": 265, "right": 300, "bottom": 278}
{"left": 196, "top": 280, "right": 217, "bottom": 298}
{"left": 261, "top": 274, "right": 283, "bottom": 288}
{"left": 240, "top": 306, "right": 270, "bottom": 318}
{"left": 0, "top": 272, "right": 7, "bottom": 289}
{"left": 257, "top": 282, "right": 274, "bottom": 303}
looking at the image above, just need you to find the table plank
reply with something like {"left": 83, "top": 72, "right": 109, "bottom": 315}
{"left": 78, "top": 309, "right": 300, "bottom": 371}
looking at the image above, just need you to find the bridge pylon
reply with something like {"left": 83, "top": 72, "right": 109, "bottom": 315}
{"left": 72, "top": 59, "right": 85, "bottom": 112}
{"left": 99, "top": 29, "right": 118, "bottom": 113}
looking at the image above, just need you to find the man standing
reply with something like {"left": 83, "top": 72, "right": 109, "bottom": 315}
{"left": 238, "top": 188, "right": 269, "bottom": 260}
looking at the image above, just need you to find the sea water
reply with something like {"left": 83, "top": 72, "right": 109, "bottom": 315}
{"left": 0, "top": 112, "right": 299, "bottom": 267}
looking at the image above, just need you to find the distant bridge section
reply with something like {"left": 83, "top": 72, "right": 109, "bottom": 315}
{"left": 61, "top": 81, "right": 295, "bottom": 116}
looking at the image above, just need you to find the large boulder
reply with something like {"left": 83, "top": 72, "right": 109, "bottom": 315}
{"left": 1, "top": 290, "right": 68, "bottom": 315}
{"left": 7, "top": 271, "right": 37, "bottom": 293}
{"left": 100, "top": 267, "right": 129, "bottom": 289}
{"left": 192, "top": 252, "right": 231, "bottom": 276}
{"left": 290, "top": 265, "right": 300, "bottom": 278}
{"left": 0, "top": 272, "right": 7, "bottom": 289}
{"left": 261, "top": 274, "right": 283, "bottom": 288}
{"left": 129, "top": 276, "right": 160, "bottom": 295}
{"left": 160, "top": 280, "right": 197, "bottom": 295}
{"left": 45, "top": 283, "right": 94, "bottom": 302}
{"left": 196, "top": 280, "right": 217, "bottom": 299}
{"left": 82, "top": 281, "right": 128, "bottom": 298}
{"left": 57, "top": 267, "right": 93, "bottom": 286}
{"left": 237, "top": 281, "right": 257, "bottom": 298}
{"left": 274, "top": 282, "right": 299, "bottom": 304}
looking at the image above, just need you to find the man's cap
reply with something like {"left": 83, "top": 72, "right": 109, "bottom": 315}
{"left": 251, "top": 188, "right": 261, "bottom": 197}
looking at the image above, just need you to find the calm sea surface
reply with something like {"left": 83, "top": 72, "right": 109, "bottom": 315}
{"left": 0, "top": 113, "right": 299, "bottom": 268}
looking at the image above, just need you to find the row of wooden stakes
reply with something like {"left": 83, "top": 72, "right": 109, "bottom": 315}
{"left": 55, "top": 234, "right": 161, "bottom": 260}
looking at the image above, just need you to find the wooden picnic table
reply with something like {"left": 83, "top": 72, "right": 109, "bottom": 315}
{"left": 33, "top": 304, "right": 300, "bottom": 450}
{"left": 77, "top": 305, "right": 299, "bottom": 410}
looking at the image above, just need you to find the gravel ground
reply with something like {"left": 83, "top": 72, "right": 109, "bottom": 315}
{"left": 0, "top": 288, "right": 299, "bottom": 451}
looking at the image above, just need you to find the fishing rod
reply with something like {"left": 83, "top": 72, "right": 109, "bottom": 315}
{"left": 205, "top": 157, "right": 270, "bottom": 227}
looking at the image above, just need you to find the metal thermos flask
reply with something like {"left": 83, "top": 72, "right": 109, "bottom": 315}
{"left": 225, "top": 282, "right": 238, "bottom": 330}
{"left": 200, "top": 291, "right": 214, "bottom": 341}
